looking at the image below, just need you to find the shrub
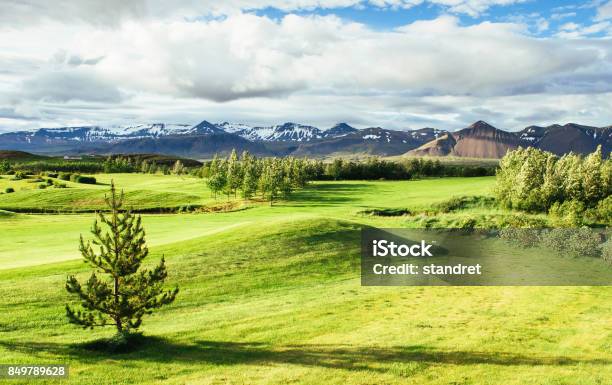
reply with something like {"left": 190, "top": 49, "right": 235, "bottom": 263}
{"left": 541, "top": 228, "right": 602, "bottom": 258}
{"left": 457, "top": 217, "right": 477, "bottom": 230}
{"left": 53, "top": 181, "right": 67, "bottom": 188}
{"left": 46, "top": 172, "right": 59, "bottom": 178}
{"left": 58, "top": 172, "right": 72, "bottom": 181}
{"left": 495, "top": 146, "right": 609, "bottom": 214}
{"left": 12, "top": 171, "right": 27, "bottom": 180}
{"left": 496, "top": 214, "right": 547, "bottom": 229}
{"left": 499, "top": 229, "right": 542, "bottom": 248}
{"left": 595, "top": 196, "right": 612, "bottom": 224}
{"left": 38, "top": 183, "right": 47, "bottom": 189}
{"left": 548, "top": 200, "right": 585, "bottom": 227}
{"left": 601, "top": 239, "right": 612, "bottom": 263}
{"left": 435, "top": 196, "right": 495, "bottom": 213}
{"left": 5, "top": 187, "right": 14, "bottom": 193}
{"left": 74, "top": 175, "right": 97, "bottom": 184}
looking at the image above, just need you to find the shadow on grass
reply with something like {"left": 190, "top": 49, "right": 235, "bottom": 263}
{"left": 1, "top": 338, "right": 609, "bottom": 373}
{"left": 287, "top": 183, "right": 374, "bottom": 207}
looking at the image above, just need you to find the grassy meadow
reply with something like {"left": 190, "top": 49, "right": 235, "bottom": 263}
{"left": 0, "top": 174, "right": 611, "bottom": 384}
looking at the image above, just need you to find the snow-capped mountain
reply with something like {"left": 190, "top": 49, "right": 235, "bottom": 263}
{"left": 15, "top": 123, "right": 194, "bottom": 143}
{"left": 322, "top": 123, "right": 358, "bottom": 138}
{"left": 1, "top": 119, "right": 607, "bottom": 158}
{"left": 218, "top": 122, "right": 323, "bottom": 142}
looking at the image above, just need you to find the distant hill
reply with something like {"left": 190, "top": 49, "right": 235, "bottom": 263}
{"left": 293, "top": 127, "right": 445, "bottom": 157}
{"left": 408, "top": 121, "right": 523, "bottom": 158}
{"left": 1, "top": 119, "right": 610, "bottom": 159}
{"left": 106, "top": 153, "right": 202, "bottom": 167}
{"left": 408, "top": 121, "right": 611, "bottom": 159}
{"left": 0, "top": 150, "right": 46, "bottom": 160}
{"left": 104, "top": 132, "right": 272, "bottom": 159}
{"left": 519, "top": 123, "right": 612, "bottom": 155}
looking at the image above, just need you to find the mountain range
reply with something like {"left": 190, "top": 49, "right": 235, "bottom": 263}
{"left": 0, "top": 120, "right": 610, "bottom": 159}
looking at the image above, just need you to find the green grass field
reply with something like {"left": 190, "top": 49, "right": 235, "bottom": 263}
{"left": 0, "top": 174, "right": 610, "bottom": 384}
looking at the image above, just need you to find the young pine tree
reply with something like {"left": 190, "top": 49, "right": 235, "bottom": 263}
{"left": 241, "top": 153, "right": 258, "bottom": 200}
{"left": 65, "top": 182, "right": 178, "bottom": 336}
{"left": 207, "top": 155, "right": 226, "bottom": 200}
{"left": 582, "top": 145, "right": 604, "bottom": 206}
{"left": 172, "top": 160, "right": 184, "bottom": 175}
{"left": 226, "top": 149, "right": 242, "bottom": 199}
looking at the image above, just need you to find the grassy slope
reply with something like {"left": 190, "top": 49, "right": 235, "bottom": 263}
{"left": 0, "top": 174, "right": 214, "bottom": 212}
{"left": 0, "top": 175, "right": 610, "bottom": 384}
{"left": 0, "top": 177, "right": 496, "bottom": 268}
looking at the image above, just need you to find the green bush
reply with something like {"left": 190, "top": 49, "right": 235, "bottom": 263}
{"left": 12, "top": 171, "right": 27, "bottom": 180}
{"left": 601, "top": 239, "right": 612, "bottom": 263}
{"left": 5, "top": 187, "right": 14, "bottom": 193}
{"left": 53, "top": 181, "right": 67, "bottom": 188}
{"left": 595, "top": 196, "right": 612, "bottom": 223}
{"left": 499, "top": 228, "right": 541, "bottom": 247}
{"left": 495, "top": 146, "right": 610, "bottom": 214}
{"left": 435, "top": 196, "right": 495, "bottom": 213}
{"left": 549, "top": 200, "right": 585, "bottom": 227}
{"left": 495, "top": 214, "right": 547, "bottom": 229}
{"left": 74, "top": 175, "right": 97, "bottom": 184}
{"left": 541, "top": 228, "right": 602, "bottom": 258}
{"left": 58, "top": 172, "right": 72, "bottom": 181}
{"left": 38, "top": 183, "right": 47, "bottom": 189}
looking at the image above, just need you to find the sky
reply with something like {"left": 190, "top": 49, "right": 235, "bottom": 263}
{"left": 0, "top": 0, "right": 611, "bottom": 133}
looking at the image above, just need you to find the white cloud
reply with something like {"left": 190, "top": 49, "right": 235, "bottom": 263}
{"left": 21, "top": 70, "right": 123, "bottom": 103}
{"left": 0, "top": 0, "right": 530, "bottom": 26}
{"left": 551, "top": 12, "right": 576, "bottom": 20}
{"left": 596, "top": 1, "right": 612, "bottom": 21}
{"left": 556, "top": 20, "right": 611, "bottom": 38}
{"left": 535, "top": 18, "right": 549, "bottom": 32}
{"left": 0, "top": 11, "right": 611, "bottom": 131}
{"left": 560, "top": 22, "right": 580, "bottom": 31}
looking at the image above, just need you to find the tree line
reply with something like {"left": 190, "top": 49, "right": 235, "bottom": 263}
{"left": 495, "top": 146, "right": 611, "bottom": 225}
{"left": 3, "top": 151, "right": 496, "bottom": 188}
{"left": 2, "top": 156, "right": 193, "bottom": 175}
{"left": 323, "top": 158, "right": 495, "bottom": 180}
{"left": 199, "top": 150, "right": 314, "bottom": 205}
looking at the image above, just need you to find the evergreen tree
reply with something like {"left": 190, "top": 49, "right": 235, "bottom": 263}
{"left": 226, "top": 149, "right": 241, "bottom": 198}
{"left": 279, "top": 159, "right": 293, "bottom": 198}
{"left": 241, "top": 153, "right": 258, "bottom": 200}
{"left": 259, "top": 158, "right": 282, "bottom": 205}
{"left": 207, "top": 156, "right": 226, "bottom": 200}
{"left": 140, "top": 160, "right": 150, "bottom": 174}
{"left": 541, "top": 153, "right": 562, "bottom": 206}
{"left": 65, "top": 183, "right": 178, "bottom": 335}
{"left": 172, "top": 160, "right": 184, "bottom": 175}
{"left": 328, "top": 159, "right": 343, "bottom": 180}
{"left": 0, "top": 160, "right": 11, "bottom": 174}
{"left": 562, "top": 153, "right": 584, "bottom": 202}
{"left": 582, "top": 145, "right": 604, "bottom": 204}
{"left": 148, "top": 162, "right": 158, "bottom": 174}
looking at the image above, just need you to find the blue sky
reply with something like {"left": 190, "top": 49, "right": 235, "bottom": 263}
{"left": 254, "top": 0, "right": 608, "bottom": 36}
{"left": 0, "top": 0, "right": 611, "bottom": 132}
